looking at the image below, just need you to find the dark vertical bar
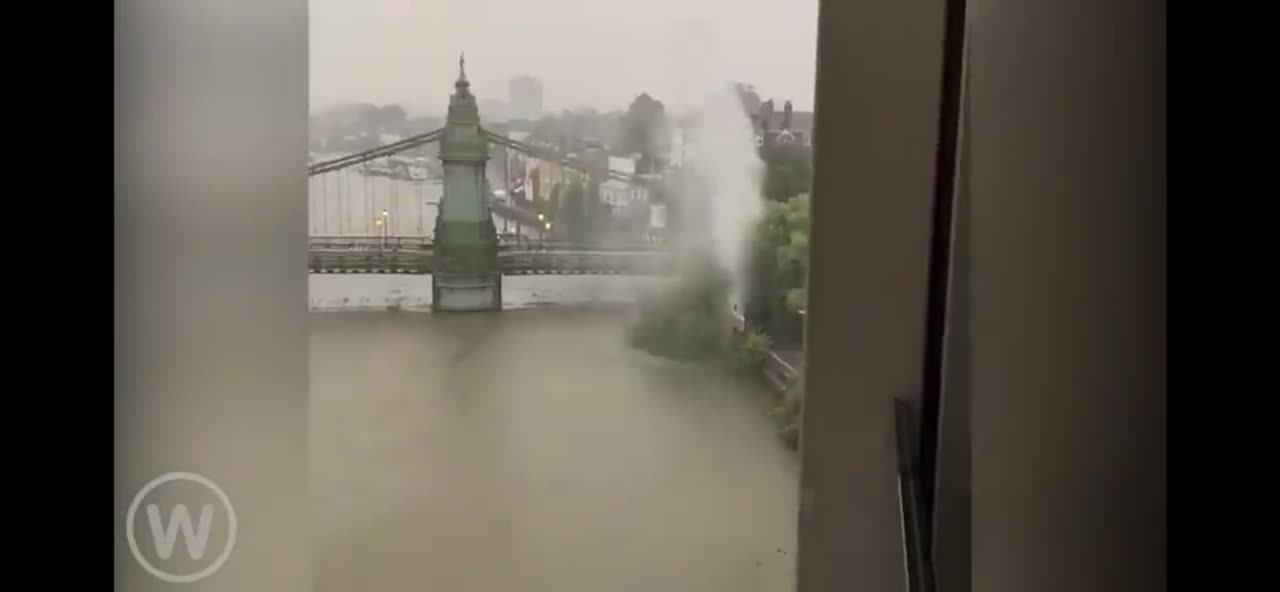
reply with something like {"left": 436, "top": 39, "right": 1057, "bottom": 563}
{"left": 918, "top": 0, "right": 970, "bottom": 529}
{"left": 930, "top": 28, "right": 973, "bottom": 590}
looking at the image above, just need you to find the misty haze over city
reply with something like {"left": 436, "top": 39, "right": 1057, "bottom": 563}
{"left": 117, "top": 2, "right": 1166, "bottom": 589}
{"left": 309, "top": 0, "right": 819, "bottom": 116}
{"left": 304, "top": 1, "right": 821, "bottom": 588}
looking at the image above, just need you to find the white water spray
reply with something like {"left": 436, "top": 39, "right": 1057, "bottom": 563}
{"left": 678, "top": 87, "right": 767, "bottom": 310}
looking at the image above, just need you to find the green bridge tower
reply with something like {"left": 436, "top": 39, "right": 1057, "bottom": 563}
{"left": 432, "top": 54, "right": 502, "bottom": 311}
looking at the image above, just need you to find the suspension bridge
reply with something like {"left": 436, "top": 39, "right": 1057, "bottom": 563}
{"left": 307, "top": 55, "right": 672, "bottom": 311}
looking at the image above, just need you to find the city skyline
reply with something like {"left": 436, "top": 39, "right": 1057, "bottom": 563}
{"left": 309, "top": 0, "right": 819, "bottom": 117}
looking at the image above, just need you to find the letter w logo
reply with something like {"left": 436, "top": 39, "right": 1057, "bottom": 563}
{"left": 146, "top": 504, "right": 216, "bottom": 560}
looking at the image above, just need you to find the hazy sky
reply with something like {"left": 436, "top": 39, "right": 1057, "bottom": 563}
{"left": 309, "top": 0, "right": 819, "bottom": 116}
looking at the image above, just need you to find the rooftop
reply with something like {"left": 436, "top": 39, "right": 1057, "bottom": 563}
{"left": 758, "top": 110, "right": 814, "bottom": 132}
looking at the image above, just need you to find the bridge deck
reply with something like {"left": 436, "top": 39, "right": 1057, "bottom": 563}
{"left": 307, "top": 243, "right": 674, "bottom": 276}
{"left": 308, "top": 236, "right": 665, "bottom": 252}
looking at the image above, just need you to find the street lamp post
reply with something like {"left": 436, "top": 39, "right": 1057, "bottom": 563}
{"left": 374, "top": 218, "right": 385, "bottom": 266}
{"left": 423, "top": 200, "right": 439, "bottom": 241}
{"left": 380, "top": 209, "right": 389, "bottom": 250}
{"left": 536, "top": 213, "right": 546, "bottom": 251}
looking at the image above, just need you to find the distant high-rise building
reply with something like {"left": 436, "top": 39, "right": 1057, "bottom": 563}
{"left": 508, "top": 76, "right": 544, "bottom": 121}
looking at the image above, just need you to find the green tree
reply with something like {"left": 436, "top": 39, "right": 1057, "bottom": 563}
{"left": 557, "top": 181, "right": 587, "bottom": 242}
{"left": 531, "top": 115, "right": 560, "bottom": 146}
{"left": 378, "top": 104, "right": 407, "bottom": 130}
{"left": 776, "top": 194, "right": 810, "bottom": 313}
{"left": 528, "top": 110, "right": 627, "bottom": 154}
{"left": 745, "top": 194, "right": 811, "bottom": 343}
{"left": 733, "top": 330, "right": 772, "bottom": 374}
{"left": 626, "top": 256, "right": 732, "bottom": 361}
{"left": 762, "top": 146, "right": 814, "bottom": 202}
{"left": 584, "top": 181, "right": 619, "bottom": 245}
{"left": 620, "top": 93, "right": 668, "bottom": 157}
{"left": 547, "top": 183, "right": 563, "bottom": 233}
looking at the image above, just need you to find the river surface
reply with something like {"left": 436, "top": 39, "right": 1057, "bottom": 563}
{"left": 309, "top": 156, "right": 799, "bottom": 590}
{"left": 309, "top": 308, "right": 800, "bottom": 591}
{"left": 309, "top": 274, "right": 671, "bottom": 312}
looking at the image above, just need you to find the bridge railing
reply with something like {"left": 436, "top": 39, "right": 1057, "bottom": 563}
{"left": 307, "top": 248, "right": 675, "bottom": 275}
{"left": 308, "top": 235, "right": 667, "bottom": 253}
{"left": 497, "top": 251, "right": 673, "bottom": 275}
{"left": 498, "top": 241, "right": 667, "bottom": 253}
{"left": 308, "top": 236, "right": 434, "bottom": 251}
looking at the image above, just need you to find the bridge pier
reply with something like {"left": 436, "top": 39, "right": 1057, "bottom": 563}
{"left": 431, "top": 54, "right": 503, "bottom": 313}
{"left": 432, "top": 272, "right": 501, "bottom": 312}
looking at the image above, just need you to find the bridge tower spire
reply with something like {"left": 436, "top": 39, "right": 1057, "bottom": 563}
{"left": 432, "top": 54, "right": 501, "bottom": 311}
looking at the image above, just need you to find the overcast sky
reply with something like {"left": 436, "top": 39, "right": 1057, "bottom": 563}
{"left": 309, "top": 0, "right": 819, "bottom": 116}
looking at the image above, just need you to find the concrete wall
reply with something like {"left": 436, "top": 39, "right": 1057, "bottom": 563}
{"left": 965, "top": 1, "right": 1165, "bottom": 590}
{"left": 799, "top": 0, "right": 948, "bottom": 589}
{"left": 800, "top": 0, "right": 1164, "bottom": 590}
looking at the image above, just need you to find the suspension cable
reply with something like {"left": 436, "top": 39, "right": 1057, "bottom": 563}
{"left": 364, "top": 169, "right": 373, "bottom": 235}
{"left": 345, "top": 170, "right": 352, "bottom": 235}
{"left": 391, "top": 174, "right": 398, "bottom": 239}
{"left": 309, "top": 178, "right": 316, "bottom": 235}
{"left": 336, "top": 169, "right": 344, "bottom": 235}
{"left": 321, "top": 173, "right": 329, "bottom": 234}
